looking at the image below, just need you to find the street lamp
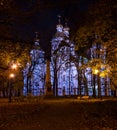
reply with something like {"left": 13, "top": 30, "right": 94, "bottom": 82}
{"left": 9, "top": 73, "right": 15, "bottom": 78}
{"left": 11, "top": 63, "right": 17, "bottom": 70}
{"left": 92, "top": 68, "right": 99, "bottom": 75}
{"left": 92, "top": 68, "right": 101, "bottom": 98}
{"left": 8, "top": 63, "right": 17, "bottom": 102}
{"left": 9, "top": 73, "right": 15, "bottom": 102}
{"left": 92, "top": 63, "right": 111, "bottom": 98}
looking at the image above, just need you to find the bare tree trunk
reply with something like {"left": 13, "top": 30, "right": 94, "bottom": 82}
{"left": 104, "top": 78, "right": 108, "bottom": 96}
{"left": 78, "top": 71, "right": 82, "bottom": 96}
{"left": 83, "top": 72, "right": 89, "bottom": 96}
{"left": 97, "top": 74, "right": 101, "bottom": 98}
{"left": 93, "top": 75, "right": 96, "bottom": 98}
{"left": 55, "top": 74, "right": 58, "bottom": 96}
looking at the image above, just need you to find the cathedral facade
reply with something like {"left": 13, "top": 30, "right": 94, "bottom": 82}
{"left": 23, "top": 17, "right": 112, "bottom": 97}
{"left": 23, "top": 18, "right": 78, "bottom": 96}
{"left": 23, "top": 33, "right": 46, "bottom": 96}
{"left": 50, "top": 17, "right": 78, "bottom": 96}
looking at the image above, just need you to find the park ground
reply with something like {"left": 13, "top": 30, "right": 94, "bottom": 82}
{"left": 0, "top": 97, "right": 117, "bottom": 130}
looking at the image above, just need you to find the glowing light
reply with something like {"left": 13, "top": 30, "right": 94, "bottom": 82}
{"left": 9, "top": 73, "right": 15, "bottom": 78}
{"left": 100, "top": 72, "right": 106, "bottom": 78}
{"left": 101, "top": 64, "right": 105, "bottom": 69}
{"left": 93, "top": 69, "right": 99, "bottom": 75}
{"left": 11, "top": 64, "right": 17, "bottom": 70}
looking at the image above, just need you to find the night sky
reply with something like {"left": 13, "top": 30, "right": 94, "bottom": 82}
{"left": 0, "top": 0, "right": 98, "bottom": 55}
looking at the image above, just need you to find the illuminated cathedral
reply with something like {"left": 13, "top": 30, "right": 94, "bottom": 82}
{"left": 50, "top": 16, "right": 78, "bottom": 96}
{"left": 23, "top": 16, "right": 112, "bottom": 97}
{"left": 23, "top": 33, "right": 46, "bottom": 96}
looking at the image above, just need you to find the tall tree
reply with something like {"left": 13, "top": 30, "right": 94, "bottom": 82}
{"left": 0, "top": 40, "right": 31, "bottom": 97}
{"left": 51, "top": 41, "right": 71, "bottom": 96}
{"left": 74, "top": 0, "right": 117, "bottom": 97}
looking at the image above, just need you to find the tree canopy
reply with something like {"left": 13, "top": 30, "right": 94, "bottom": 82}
{"left": 74, "top": 0, "right": 117, "bottom": 88}
{"left": 0, "top": 40, "right": 31, "bottom": 77}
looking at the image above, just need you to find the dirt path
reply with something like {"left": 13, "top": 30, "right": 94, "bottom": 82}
{"left": 0, "top": 99, "right": 117, "bottom": 130}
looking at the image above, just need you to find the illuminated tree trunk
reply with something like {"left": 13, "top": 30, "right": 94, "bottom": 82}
{"left": 78, "top": 70, "right": 82, "bottom": 96}
{"left": 26, "top": 77, "right": 29, "bottom": 94}
{"left": 26, "top": 73, "right": 32, "bottom": 95}
{"left": 68, "top": 64, "right": 71, "bottom": 96}
{"left": 53, "top": 69, "right": 58, "bottom": 96}
{"left": 93, "top": 75, "right": 96, "bottom": 98}
{"left": 97, "top": 74, "right": 101, "bottom": 98}
{"left": 8, "top": 78, "right": 12, "bottom": 103}
{"left": 52, "top": 62, "right": 56, "bottom": 96}
{"left": 83, "top": 72, "right": 89, "bottom": 96}
{"left": 26, "top": 62, "right": 36, "bottom": 95}
{"left": 85, "top": 84, "right": 89, "bottom": 96}
{"left": 104, "top": 78, "right": 107, "bottom": 96}
{"left": 28, "top": 76, "right": 32, "bottom": 94}
{"left": 55, "top": 73, "right": 58, "bottom": 96}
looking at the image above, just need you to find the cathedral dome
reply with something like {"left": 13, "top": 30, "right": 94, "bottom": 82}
{"left": 63, "top": 27, "right": 69, "bottom": 37}
{"left": 56, "top": 24, "right": 63, "bottom": 32}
